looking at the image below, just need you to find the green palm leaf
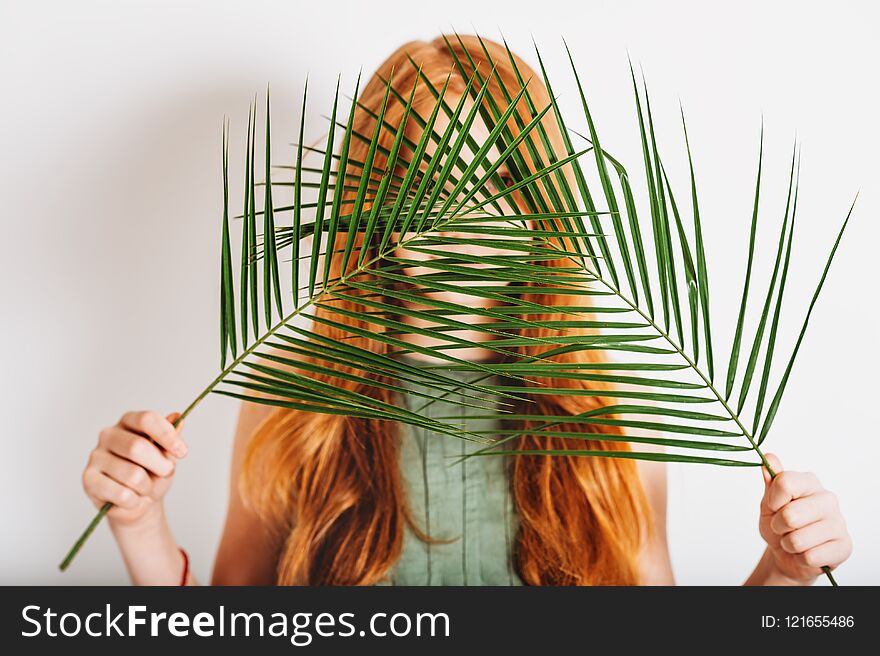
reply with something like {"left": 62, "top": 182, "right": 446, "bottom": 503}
{"left": 60, "top": 36, "right": 857, "bottom": 587}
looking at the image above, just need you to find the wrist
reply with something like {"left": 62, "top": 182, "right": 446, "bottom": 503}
{"left": 110, "top": 503, "right": 187, "bottom": 585}
{"left": 108, "top": 502, "right": 166, "bottom": 536}
{"left": 748, "top": 548, "right": 816, "bottom": 586}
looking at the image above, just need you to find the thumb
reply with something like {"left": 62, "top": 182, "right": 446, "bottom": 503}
{"left": 761, "top": 452, "right": 783, "bottom": 487}
{"left": 166, "top": 411, "right": 185, "bottom": 434}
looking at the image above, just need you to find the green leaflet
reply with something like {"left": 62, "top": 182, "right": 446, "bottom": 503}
{"left": 60, "top": 38, "right": 857, "bottom": 589}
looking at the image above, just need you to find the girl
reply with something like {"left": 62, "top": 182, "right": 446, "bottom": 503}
{"left": 81, "top": 34, "right": 852, "bottom": 586}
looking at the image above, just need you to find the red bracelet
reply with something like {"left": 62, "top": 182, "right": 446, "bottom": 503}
{"left": 178, "top": 547, "right": 189, "bottom": 586}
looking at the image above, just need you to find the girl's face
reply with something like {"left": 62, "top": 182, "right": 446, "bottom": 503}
{"left": 388, "top": 92, "right": 535, "bottom": 359}
{"left": 391, "top": 92, "right": 530, "bottom": 305}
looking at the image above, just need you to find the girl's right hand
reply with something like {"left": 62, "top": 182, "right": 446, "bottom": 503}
{"left": 82, "top": 410, "right": 188, "bottom": 527}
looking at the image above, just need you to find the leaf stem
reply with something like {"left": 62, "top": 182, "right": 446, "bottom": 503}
{"left": 58, "top": 502, "right": 111, "bottom": 572}
{"left": 594, "top": 272, "right": 838, "bottom": 586}
{"left": 59, "top": 203, "right": 496, "bottom": 571}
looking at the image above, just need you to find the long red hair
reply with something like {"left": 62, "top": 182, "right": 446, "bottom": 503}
{"left": 241, "top": 34, "right": 654, "bottom": 585}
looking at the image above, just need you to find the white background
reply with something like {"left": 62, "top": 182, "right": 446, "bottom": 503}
{"left": 1, "top": 0, "right": 877, "bottom": 585}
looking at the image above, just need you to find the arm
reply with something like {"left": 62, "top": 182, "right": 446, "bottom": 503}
{"left": 634, "top": 448, "right": 852, "bottom": 586}
{"left": 635, "top": 454, "right": 676, "bottom": 585}
{"left": 110, "top": 500, "right": 197, "bottom": 585}
{"left": 744, "top": 549, "right": 809, "bottom": 586}
{"left": 211, "top": 400, "right": 282, "bottom": 585}
{"left": 744, "top": 452, "right": 852, "bottom": 586}
{"left": 83, "top": 402, "right": 281, "bottom": 585}
{"left": 84, "top": 410, "right": 198, "bottom": 585}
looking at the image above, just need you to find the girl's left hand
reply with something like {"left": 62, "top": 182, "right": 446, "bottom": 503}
{"left": 759, "top": 453, "right": 852, "bottom": 584}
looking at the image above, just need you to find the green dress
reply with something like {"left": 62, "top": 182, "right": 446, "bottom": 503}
{"left": 376, "top": 362, "right": 524, "bottom": 586}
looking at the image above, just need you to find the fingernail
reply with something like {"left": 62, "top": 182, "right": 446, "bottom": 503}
{"left": 173, "top": 442, "right": 188, "bottom": 458}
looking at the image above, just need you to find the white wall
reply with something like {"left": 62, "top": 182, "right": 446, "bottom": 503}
{"left": 1, "top": 0, "right": 877, "bottom": 585}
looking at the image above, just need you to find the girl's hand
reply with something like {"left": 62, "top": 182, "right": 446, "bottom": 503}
{"left": 759, "top": 453, "right": 852, "bottom": 584}
{"left": 82, "top": 410, "right": 187, "bottom": 528}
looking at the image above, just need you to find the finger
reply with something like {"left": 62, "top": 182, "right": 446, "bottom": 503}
{"left": 120, "top": 411, "right": 187, "bottom": 457}
{"left": 101, "top": 427, "right": 175, "bottom": 477}
{"left": 800, "top": 538, "right": 852, "bottom": 571}
{"left": 166, "top": 412, "right": 185, "bottom": 434}
{"left": 93, "top": 451, "right": 153, "bottom": 496}
{"left": 765, "top": 470, "right": 823, "bottom": 514}
{"left": 83, "top": 469, "right": 141, "bottom": 510}
{"left": 779, "top": 518, "right": 843, "bottom": 555}
{"left": 165, "top": 411, "right": 188, "bottom": 456}
{"left": 761, "top": 452, "right": 784, "bottom": 488}
{"left": 770, "top": 491, "right": 838, "bottom": 534}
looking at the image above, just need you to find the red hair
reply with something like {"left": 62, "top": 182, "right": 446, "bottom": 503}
{"left": 241, "top": 34, "right": 654, "bottom": 586}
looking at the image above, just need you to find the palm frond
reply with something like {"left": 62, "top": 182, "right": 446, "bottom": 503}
{"left": 60, "top": 36, "right": 857, "bottom": 586}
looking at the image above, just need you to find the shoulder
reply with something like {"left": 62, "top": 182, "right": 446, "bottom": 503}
{"left": 634, "top": 442, "right": 667, "bottom": 503}
{"left": 230, "top": 396, "right": 277, "bottom": 468}
{"left": 632, "top": 443, "right": 676, "bottom": 584}
{"left": 230, "top": 346, "right": 298, "bottom": 450}
{"left": 236, "top": 397, "right": 276, "bottom": 432}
